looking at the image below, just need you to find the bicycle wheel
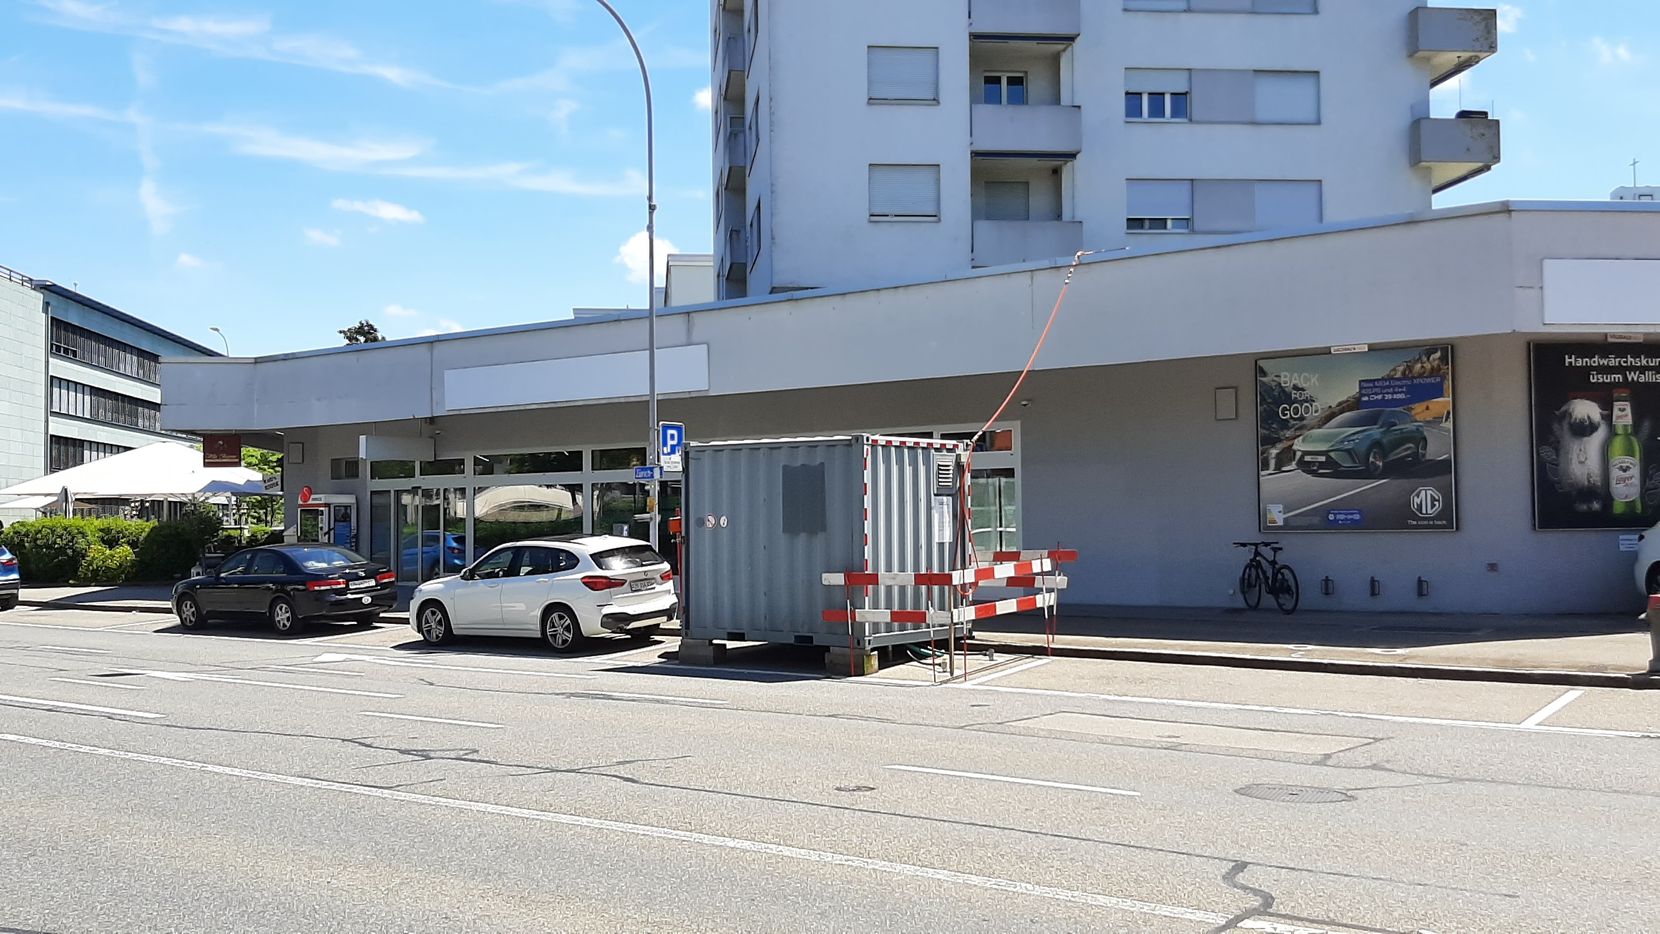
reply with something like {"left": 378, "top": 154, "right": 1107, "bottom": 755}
{"left": 1272, "top": 564, "right": 1300, "bottom": 615}
{"left": 1239, "top": 560, "right": 1264, "bottom": 609}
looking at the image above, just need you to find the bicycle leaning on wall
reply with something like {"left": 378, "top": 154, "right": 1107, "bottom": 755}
{"left": 1233, "top": 541, "right": 1300, "bottom": 615}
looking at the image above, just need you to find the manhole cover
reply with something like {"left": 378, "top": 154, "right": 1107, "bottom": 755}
{"left": 1236, "top": 784, "right": 1355, "bottom": 804}
{"left": 834, "top": 784, "right": 876, "bottom": 793}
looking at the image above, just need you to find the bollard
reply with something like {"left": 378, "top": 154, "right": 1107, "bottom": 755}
{"left": 1649, "top": 595, "right": 1660, "bottom": 674}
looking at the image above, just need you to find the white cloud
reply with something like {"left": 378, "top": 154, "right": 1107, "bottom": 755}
{"left": 131, "top": 50, "right": 156, "bottom": 90}
{"left": 417, "top": 318, "right": 464, "bottom": 336}
{"left": 139, "top": 177, "right": 179, "bottom": 234}
{"left": 0, "top": 90, "right": 124, "bottom": 122}
{"left": 1495, "top": 4, "right": 1523, "bottom": 34}
{"left": 1591, "top": 37, "right": 1638, "bottom": 66}
{"left": 206, "top": 124, "right": 429, "bottom": 170}
{"left": 331, "top": 198, "right": 424, "bottom": 224}
{"left": 550, "top": 98, "right": 580, "bottom": 135}
{"left": 33, "top": 0, "right": 455, "bottom": 90}
{"left": 174, "top": 252, "right": 205, "bottom": 268}
{"left": 382, "top": 163, "right": 645, "bottom": 196}
{"left": 1522, "top": 48, "right": 1538, "bottom": 64}
{"left": 693, "top": 86, "right": 712, "bottom": 111}
{"left": 613, "top": 229, "right": 678, "bottom": 286}
{"left": 303, "top": 228, "right": 342, "bottom": 247}
{"left": 383, "top": 303, "right": 419, "bottom": 318}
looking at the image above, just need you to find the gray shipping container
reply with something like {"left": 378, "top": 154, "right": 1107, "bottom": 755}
{"left": 683, "top": 436, "right": 968, "bottom": 649}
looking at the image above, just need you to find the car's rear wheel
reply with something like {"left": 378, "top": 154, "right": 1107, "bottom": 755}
{"left": 542, "top": 606, "right": 584, "bottom": 653}
{"left": 268, "top": 596, "right": 304, "bottom": 636}
{"left": 1363, "top": 446, "right": 1386, "bottom": 477}
{"left": 176, "top": 594, "right": 206, "bottom": 630}
{"left": 1645, "top": 563, "right": 1660, "bottom": 596}
{"left": 417, "top": 603, "right": 452, "bottom": 645}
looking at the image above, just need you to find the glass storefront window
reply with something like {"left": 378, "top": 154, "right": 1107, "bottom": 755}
{"left": 969, "top": 468, "right": 1020, "bottom": 555}
{"left": 420, "top": 458, "right": 465, "bottom": 476}
{"left": 370, "top": 459, "right": 415, "bottom": 480}
{"left": 592, "top": 447, "right": 647, "bottom": 471}
{"left": 594, "top": 481, "right": 649, "bottom": 539}
{"left": 473, "top": 451, "right": 583, "bottom": 476}
{"left": 940, "top": 429, "right": 1014, "bottom": 453}
{"left": 471, "top": 484, "right": 585, "bottom": 559}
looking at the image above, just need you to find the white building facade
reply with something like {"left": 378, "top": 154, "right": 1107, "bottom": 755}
{"left": 712, "top": 0, "right": 1499, "bottom": 299}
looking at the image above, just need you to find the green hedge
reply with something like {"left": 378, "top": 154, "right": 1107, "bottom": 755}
{"left": 0, "top": 514, "right": 271, "bottom": 584}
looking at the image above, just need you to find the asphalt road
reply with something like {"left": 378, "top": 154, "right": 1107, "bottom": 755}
{"left": 1262, "top": 426, "right": 1455, "bottom": 531}
{"left": 2, "top": 605, "right": 1658, "bottom": 933}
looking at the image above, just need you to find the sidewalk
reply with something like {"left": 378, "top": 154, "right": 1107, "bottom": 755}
{"left": 971, "top": 605, "right": 1660, "bottom": 689}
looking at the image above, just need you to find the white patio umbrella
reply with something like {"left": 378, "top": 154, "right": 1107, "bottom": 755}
{"left": 0, "top": 441, "right": 268, "bottom": 510}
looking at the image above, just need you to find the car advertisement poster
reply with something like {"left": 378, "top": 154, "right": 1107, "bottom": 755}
{"left": 1531, "top": 343, "right": 1660, "bottom": 530}
{"left": 1257, "top": 346, "right": 1455, "bottom": 532}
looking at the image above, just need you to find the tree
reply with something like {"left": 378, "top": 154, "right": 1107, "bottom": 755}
{"left": 340, "top": 320, "right": 385, "bottom": 344}
{"left": 240, "top": 448, "right": 284, "bottom": 528}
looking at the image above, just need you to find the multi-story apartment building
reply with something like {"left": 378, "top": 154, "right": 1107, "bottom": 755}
{"left": 711, "top": 0, "right": 1500, "bottom": 298}
{"left": 0, "top": 264, "right": 216, "bottom": 518}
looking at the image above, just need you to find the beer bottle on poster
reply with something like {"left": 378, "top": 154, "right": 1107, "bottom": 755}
{"left": 1610, "top": 388, "right": 1642, "bottom": 517}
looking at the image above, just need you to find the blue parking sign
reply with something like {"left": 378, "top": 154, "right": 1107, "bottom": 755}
{"left": 659, "top": 422, "right": 685, "bottom": 472}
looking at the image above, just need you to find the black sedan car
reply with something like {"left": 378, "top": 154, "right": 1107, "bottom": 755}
{"left": 172, "top": 544, "right": 397, "bottom": 635}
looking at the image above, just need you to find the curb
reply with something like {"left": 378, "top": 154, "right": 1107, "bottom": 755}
{"left": 969, "top": 639, "right": 1660, "bottom": 690}
{"left": 19, "top": 599, "right": 413, "bottom": 625}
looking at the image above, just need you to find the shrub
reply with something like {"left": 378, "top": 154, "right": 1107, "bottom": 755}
{"left": 90, "top": 517, "right": 154, "bottom": 551}
{"left": 78, "top": 543, "right": 136, "bottom": 584}
{"left": 135, "top": 523, "right": 201, "bottom": 581}
{"left": 0, "top": 518, "right": 96, "bottom": 582}
{"left": 176, "top": 502, "right": 226, "bottom": 551}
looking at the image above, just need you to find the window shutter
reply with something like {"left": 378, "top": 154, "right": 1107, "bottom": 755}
{"left": 1253, "top": 181, "right": 1323, "bottom": 229}
{"left": 868, "top": 47, "right": 939, "bottom": 102}
{"left": 1125, "top": 69, "right": 1191, "bottom": 93}
{"left": 870, "top": 165, "right": 941, "bottom": 218}
{"left": 984, "top": 181, "right": 1031, "bottom": 221}
{"left": 1126, "top": 179, "right": 1193, "bottom": 218}
{"left": 1254, "top": 72, "right": 1319, "bottom": 124}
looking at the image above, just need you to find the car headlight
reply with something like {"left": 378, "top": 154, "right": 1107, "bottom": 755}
{"left": 1332, "top": 436, "right": 1362, "bottom": 448}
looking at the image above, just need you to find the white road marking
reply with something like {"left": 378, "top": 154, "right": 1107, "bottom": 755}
{"left": 120, "top": 669, "right": 401, "bottom": 698}
{"left": 35, "top": 645, "right": 110, "bottom": 654}
{"left": 0, "top": 694, "right": 163, "bottom": 719}
{"left": 311, "top": 653, "right": 597, "bottom": 680}
{"left": 885, "top": 765, "right": 1140, "bottom": 797}
{"left": 360, "top": 711, "right": 504, "bottom": 729}
{"left": 575, "top": 690, "right": 728, "bottom": 706}
{"left": 1519, "top": 689, "right": 1585, "bottom": 727}
{"left": 101, "top": 618, "right": 170, "bottom": 630}
{"left": 964, "top": 657, "right": 1052, "bottom": 686}
{"left": 954, "top": 684, "right": 1660, "bottom": 740}
{"left": 0, "top": 732, "right": 1342, "bottom": 934}
{"left": 583, "top": 641, "right": 679, "bottom": 663}
{"left": 258, "top": 665, "right": 366, "bottom": 677}
{"left": 49, "top": 678, "right": 146, "bottom": 691}
{"left": 0, "top": 620, "right": 151, "bottom": 634}
{"left": 846, "top": 677, "right": 928, "bottom": 687}
{"left": 1284, "top": 478, "right": 1393, "bottom": 519}
{"left": 292, "top": 628, "right": 398, "bottom": 645}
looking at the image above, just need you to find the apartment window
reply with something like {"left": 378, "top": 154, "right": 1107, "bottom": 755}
{"left": 1126, "top": 91, "right": 1189, "bottom": 121}
{"left": 868, "top": 47, "right": 939, "bottom": 103}
{"left": 869, "top": 165, "right": 941, "bottom": 220}
{"left": 747, "top": 93, "right": 760, "bottom": 170}
{"left": 49, "top": 377, "right": 162, "bottom": 432}
{"left": 745, "top": 0, "right": 758, "bottom": 69}
{"left": 749, "top": 201, "right": 762, "bottom": 265}
{"left": 982, "top": 73, "right": 1026, "bottom": 105}
{"left": 984, "top": 181, "right": 1031, "bottom": 222}
{"left": 48, "top": 319, "right": 161, "bottom": 383}
{"left": 1127, "top": 180, "right": 1194, "bottom": 233}
{"left": 1124, "top": 0, "right": 1316, "bottom": 12}
{"left": 49, "top": 435, "right": 130, "bottom": 473}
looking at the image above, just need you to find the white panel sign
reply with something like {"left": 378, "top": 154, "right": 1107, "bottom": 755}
{"left": 1543, "top": 260, "right": 1660, "bottom": 326}
{"left": 443, "top": 344, "right": 710, "bottom": 412}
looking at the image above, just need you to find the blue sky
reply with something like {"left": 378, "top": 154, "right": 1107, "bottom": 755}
{"left": 0, "top": 1, "right": 1654, "bottom": 355}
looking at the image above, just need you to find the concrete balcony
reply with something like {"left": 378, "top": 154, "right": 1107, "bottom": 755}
{"left": 720, "top": 227, "right": 748, "bottom": 282}
{"left": 721, "top": 128, "right": 748, "bottom": 191}
{"left": 1412, "top": 116, "right": 1501, "bottom": 193}
{"left": 1410, "top": 7, "right": 1498, "bottom": 87}
{"left": 971, "top": 105, "right": 1081, "bottom": 156}
{"left": 972, "top": 220, "right": 1083, "bottom": 268}
{"left": 969, "top": 0, "right": 1080, "bottom": 38}
{"left": 720, "top": 35, "right": 746, "bottom": 102}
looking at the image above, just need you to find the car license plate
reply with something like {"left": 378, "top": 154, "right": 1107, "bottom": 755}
{"left": 629, "top": 579, "right": 654, "bottom": 592}
{"left": 1302, "top": 456, "right": 1325, "bottom": 464}
{"left": 349, "top": 579, "right": 376, "bottom": 590}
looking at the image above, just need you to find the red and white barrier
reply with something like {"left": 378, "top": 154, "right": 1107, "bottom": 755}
{"left": 822, "top": 590, "right": 1056, "bottom": 626}
{"left": 821, "top": 558, "right": 1052, "bottom": 589}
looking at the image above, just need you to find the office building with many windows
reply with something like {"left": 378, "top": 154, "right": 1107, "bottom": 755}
{"left": 711, "top": 0, "right": 1499, "bottom": 298}
{"left": 0, "top": 264, "right": 216, "bottom": 518}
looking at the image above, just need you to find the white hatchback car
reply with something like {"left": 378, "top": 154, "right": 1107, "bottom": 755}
{"left": 411, "top": 535, "right": 677, "bottom": 651}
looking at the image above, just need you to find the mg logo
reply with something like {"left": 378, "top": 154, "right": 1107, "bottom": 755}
{"left": 1410, "top": 487, "right": 1444, "bottom": 518}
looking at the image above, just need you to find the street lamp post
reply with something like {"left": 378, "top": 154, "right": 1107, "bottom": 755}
{"left": 208, "top": 326, "right": 229, "bottom": 355}
{"left": 592, "top": 0, "right": 660, "bottom": 550}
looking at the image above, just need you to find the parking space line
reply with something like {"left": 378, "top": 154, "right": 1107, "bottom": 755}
{"left": 0, "top": 694, "right": 164, "bottom": 719}
{"left": 292, "top": 629, "right": 400, "bottom": 645}
{"left": 584, "top": 641, "right": 680, "bottom": 663}
{"left": 4, "top": 733, "right": 1328, "bottom": 932}
{"left": 258, "top": 665, "right": 366, "bottom": 677}
{"left": 575, "top": 690, "right": 728, "bottom": 706}
{"left": 120, "top": 670, "right": 402, "bottom": 698}
{"left": 964, "top": 658, "right": 1052, "bottom": 686}
{"left": 36, "top": 645, "right": 111, "bottom": 654}
{"left": 884, "top": 765, "right": 1140, "bottom": 797}
{"left": 49, "top": 678, "right": 147, "bottom": 691}
{"left": 956, "top": 683, "right": 1660, "bottom": 740}
{"left": 1519, "top": 690, "right": 1584, "bottom": 727}
{"left": 360, "top": 711, "right": 503, "bottom": 729}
